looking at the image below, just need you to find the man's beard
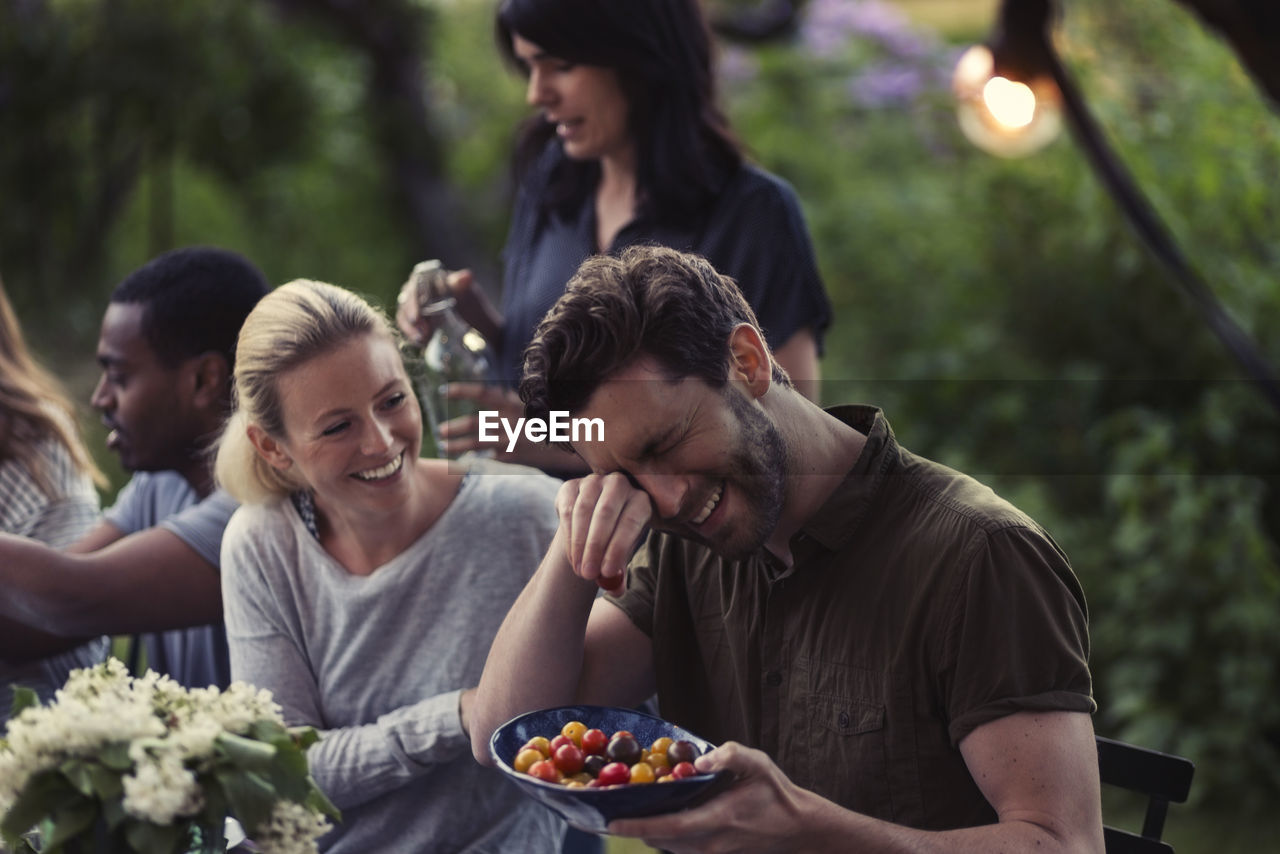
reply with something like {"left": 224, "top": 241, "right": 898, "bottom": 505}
{"left": 706, "top": 388, "right": 789, "bottom": 561}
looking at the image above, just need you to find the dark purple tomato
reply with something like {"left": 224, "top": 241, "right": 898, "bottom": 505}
{"left": 666, "top": 739, "right": 699, "bottom": 766}
{"left": 606, "top": 733, "right": 642, "bottom": 766}
{"left": 583, "top": 754, "right": 608, "bottom": 778}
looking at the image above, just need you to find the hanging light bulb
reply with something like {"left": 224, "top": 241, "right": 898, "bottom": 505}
{"left": 952, "top": 0, "right": 1063, "bottom": 157}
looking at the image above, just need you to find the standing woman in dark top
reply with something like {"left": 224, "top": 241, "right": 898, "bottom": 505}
{"left": 398, "top": 0, "right": 831, "bottom": 466}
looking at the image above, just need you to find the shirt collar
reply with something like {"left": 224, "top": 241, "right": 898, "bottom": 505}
{"left": 793, "top": 404, "right": 898, "bottom": 552}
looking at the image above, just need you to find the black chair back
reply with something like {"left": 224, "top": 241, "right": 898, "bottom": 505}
{"left": 1096, "top": 735, "right": 1195, "bottom": 854}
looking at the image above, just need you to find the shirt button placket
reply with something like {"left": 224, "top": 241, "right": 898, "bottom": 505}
{"left": 759, "top": 581, "right": 787, "bottom": 757}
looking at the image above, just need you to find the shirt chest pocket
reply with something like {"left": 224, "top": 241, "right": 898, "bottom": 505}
{"left": 801, "top": 661, "right": 894, "bottom": 820}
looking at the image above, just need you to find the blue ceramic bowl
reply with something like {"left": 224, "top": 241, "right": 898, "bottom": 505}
{"left": 490, "top": 704, "right": 734, "bottom": 835}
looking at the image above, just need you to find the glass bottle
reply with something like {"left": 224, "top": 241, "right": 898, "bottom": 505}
{"left": 407, "top": 260, "right": 493, "bottom": 458}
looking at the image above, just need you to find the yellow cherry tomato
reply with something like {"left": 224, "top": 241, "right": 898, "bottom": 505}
{"left": 649, "top": 736, "right": 674, "bottom": 757}
{"left": 523, "top": 736, "right": 551, "bottom": 756}
{"left": 561, "top": 720, "right": 588, "bottom": 747}
{"left": 514, "top": 748, "right": 544, "bottom": 774}
{"left": 629, "top": 761, "right": 656, "bottom": 784}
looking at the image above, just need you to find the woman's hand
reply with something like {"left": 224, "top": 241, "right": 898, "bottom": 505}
{"left": 396, "top": 266, "right": 473, "bottom": 346}
{"left": 395, "top": 266, "right": 504, "bottom": 346}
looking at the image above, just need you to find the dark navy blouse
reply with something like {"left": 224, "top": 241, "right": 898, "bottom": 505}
{"left": 496, "top": 144, "right": 832, "bottom": 386}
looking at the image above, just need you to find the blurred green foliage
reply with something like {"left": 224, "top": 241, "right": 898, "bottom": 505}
{"left": 718, "top": 0, "right": 1280, "bottom": 820}
{"left": 1, "top": 0, "right": 1277, "bottom": 829}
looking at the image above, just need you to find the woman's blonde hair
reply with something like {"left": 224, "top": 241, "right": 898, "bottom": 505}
{"left": 0, "top": 278, "right": 107, "bottom": 495}
{"left": 214, "top": 279, "right": 403, "bottom": 505}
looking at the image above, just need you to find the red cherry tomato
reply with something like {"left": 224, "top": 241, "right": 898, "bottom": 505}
{"left": 580, "top": 728, "right": 608, "bottom": 755}
{"left": 553, "top": 743, "right": 585, "bottom": 775}
{"left": 669, "top": 761, "right": 697, "bottom": 780}
{"left": 549, "top": 734, "right": 574, "bottom": 753}
{"left": 596, "top": 761, "right": 631, "bottom": 786}
{"left": 527, "top": 759, "right": 560, "bottom": 782}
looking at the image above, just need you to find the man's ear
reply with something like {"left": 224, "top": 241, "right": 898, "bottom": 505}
{"left": 247, "top": 423, "right": 293, "bottom": 472}
{"left": 189, "top": 352, "right": 231, "bottom": 409}
{"left": 727, "top": 324, "right": 772, "bottom": 399}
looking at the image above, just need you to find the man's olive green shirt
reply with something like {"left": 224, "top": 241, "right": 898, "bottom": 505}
{"left": 609, "top": 406, "right": 1094, "bottom": 830}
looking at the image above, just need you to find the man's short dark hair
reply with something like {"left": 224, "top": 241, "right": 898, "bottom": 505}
{"left": 110, "top": 246, "right": 270, "bottom": 369}
{"left": 519, "top": 244, "right": 789, "bottom": 420}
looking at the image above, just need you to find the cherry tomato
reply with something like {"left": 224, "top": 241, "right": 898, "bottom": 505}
{"left": 554, "top": 743, "right": 585, "bottom": 775}
{"left": 561, "top": 720, "right": 588, "bottom": 747}
{"left": 513, "top": 747, "right": 544, "bottom": 773}
{"left": 629, "top": 762, "right": 656, "bottom": 784}
{"left": 649, "top": 736, "right": 674, "bottom": 756}
{"left": 583, "top": 754, "right": 607, "bottom": 778}
{"left": 606, "top": 733, "right": 642, "bottom": 766}
{"left": 667, "top": 739, "right": 698, "bottom": 766}
{"left": 669, "top": 761, "right": 697, "bottom": 780}
{"left": 549, "top": 734, "right": 574, "bottom": 753}
{"left": 522, "top": 736, "right": 551, "bottom": 757}
{"left": 580, "top": 728, "right": 608, "bottom": 755}
{"left": 597, "top": 761, "right": 631, "bottom": 786}
{"left": 527, "top": 759, "right": 560, "bottom": 783}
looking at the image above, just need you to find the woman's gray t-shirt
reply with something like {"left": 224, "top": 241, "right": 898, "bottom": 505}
{"left": 221, "top": 459, "right": 566, "bottom": 854}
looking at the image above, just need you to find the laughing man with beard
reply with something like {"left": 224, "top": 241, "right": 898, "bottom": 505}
{"left": 470, "top": 245, "right": 1105, "bottom": 854}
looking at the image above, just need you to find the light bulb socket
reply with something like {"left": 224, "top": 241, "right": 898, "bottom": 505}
{"left": 988, "top": 0, "right": 1058, "bottom": 83}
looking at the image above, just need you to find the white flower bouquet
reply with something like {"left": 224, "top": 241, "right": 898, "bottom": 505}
{"left": 0, "top": 659, "right": 339, "bottom": 854}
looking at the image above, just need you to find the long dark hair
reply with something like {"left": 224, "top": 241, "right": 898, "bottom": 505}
{"left": 496, "top": 0, "right": 744, "bottom": 224}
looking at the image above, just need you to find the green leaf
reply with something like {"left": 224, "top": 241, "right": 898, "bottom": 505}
{"left": 8, "top": 685, "right": 39, "bottom": 719}
{"left": 215, "top": 732, "right": 277, "bottom": 771}
{"left": 305, "top": 783, "right": 341, "bottom": 822}
{"left": 86, "top": 763, "right": 125, "bottom": 802}
{"left": 213, "top": 768, "right": 277, "bottom": 833}
{"left": 123, "top": 818, "right": 185, "bottom": 854}
{"left": 198, "top": 773, "right": 228, "bottom": 830}
{"left": 0, "top": 770, "right": 79, "bottom": 845}
{"left": 98, "top": 742, "right": 133, "bottom": 771}
{"left": 263, "top": 743, "right": 310, "bottom": 802}
{"left": 250, "top": 719, "right": 288, "bottom": 744}
{"left": 288, "top": 726, "right": 320, "bottom": 751}
{"left": 58, "top": 759, "right": 95, "bottom": 798}
{"left": 102, "top": 797, "right": 128, "bottom": 831}
{"left": 43, "top": 799, "right": 98, "bottom": 847}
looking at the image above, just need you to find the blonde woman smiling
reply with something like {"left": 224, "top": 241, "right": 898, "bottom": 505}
{"left": 215, "top": 280, "right": 565, "bottom": 853}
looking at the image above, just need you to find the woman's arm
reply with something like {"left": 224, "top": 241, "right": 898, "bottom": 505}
{"left": 772, "top": 327, "right": 820, "bottom": 402}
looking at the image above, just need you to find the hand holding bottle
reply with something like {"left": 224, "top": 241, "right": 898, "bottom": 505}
{"left": 396, "top": 262, "right": 476, "bottom": 347}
